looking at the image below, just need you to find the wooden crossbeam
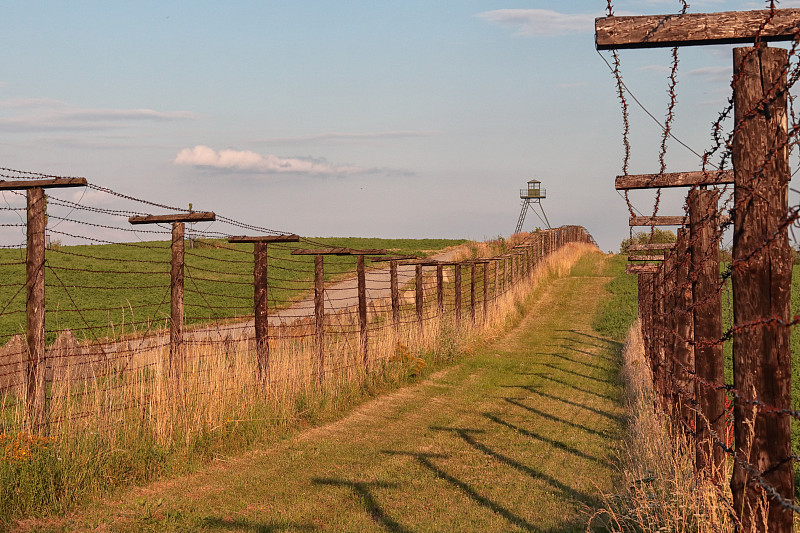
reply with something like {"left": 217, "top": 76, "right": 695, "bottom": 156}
{"left": 628, "top": 255, "right": 665, "bottom": 262}
{"left": 628, "top": 243, "right": 677, "bottom": 251}
{"left": 596, "top": 9, "right": 800, "bottom": 50}
{"left": 630, "top": 216, "right": 688, "bottom": 226}
{"left": 129, "top": 212, "right": 216, "bottom": 225}
{"left": 615, "top": 171, "right": 734, "bottom": 190}
{"left": 291, "top": 248, "right": 386, "bottom": 256}
{"left": 626, "top": 264, "right": 659, "bottom": 274}
{"left": 0, "top": 177, "right": 88, "bottom": 190}
{"left": 228, "top": 234, "right": 300, "bottom": 243}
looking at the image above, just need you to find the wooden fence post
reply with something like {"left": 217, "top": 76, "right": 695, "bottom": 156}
{"left": 26, "top": 187, "right": 46, "bottom": 431}
{"left": 469, "top": 263, "right": 476, "bottom": 323}
{"left": 253, "top": 242, "right": 269, "bottom": 382}
{"left": 228, "top": 234, "right": 300, "bottom": 385}
{"left": 436, "top": 264, "right": 444, "bottom": 314}
{"left": 390, "top": 260, "right": 400, "bottom": 332}
{"left": 493, "top": 259, "right": 499, "bottom": 303}
{"left": 454, "top": 263, "right": 462, "bottom": 327}
{"left": 688, "top": 188, "right": 725, "bottom": 482}
{"left": 314, "top": 254, "right": 325, "bottom": 387}
{"left": 358, "top": 255, "right": 369, "bottom": 372}
{"left": 731, "top": 46, "right": 793, "bottom": 530}
{"left": 170, "top": 222, "right": 185, "bottom": 389}
{"left": 673, "top": 228, "right": 695, "bottom": 438}
{"left": 482, "top": 262, "right": 489, "bottom": 322}
{"left": 662, "top": 250, "right": 677, "bottom": 408}
{"left": 415, "top": 264, "right": 424, "bottom": 329}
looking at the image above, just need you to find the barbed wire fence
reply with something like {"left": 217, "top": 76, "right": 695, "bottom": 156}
{"left": 599, "top": 1, "right": 800, "bottom": 531}
{"left": 0, "top": 166, "right": 595, "bottom": 461}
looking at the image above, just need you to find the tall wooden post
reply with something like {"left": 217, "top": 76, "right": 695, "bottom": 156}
{"left": 358, "top": 255, "right": 369, "bottom": 371}
{"left": 26, "top": 188, "right": 46, "bottom": 431}
{"left": 672, "top": 229, "right": 695, "bottom": 437}
{"left": 129, "top": 211, "right": 216, "bottom": 392}
{"left": 436, "top": 264, "right": 444, "bottom": 314}
{"left": 637, "top": 272, "right": 654, "bottom": 368}
{"left": 688, "top": 189, "right": 725, "bottom": 481}
{"left": 470, "top": 263, "right": 476, "bottom": 323}
{"left": 228, "top": 234, "right": 300, "bottom": 385}
{"left": 731, "top": 45, "right": 793, "bottom": 530}
{"left": 253, "top": 242, "right": 269, "bottom": 381}
{"left": 390, "top": 260, "right": 400, "bottom": 332}
{"left": 0, "top": 177, "right": 87, "bottom": 431}
{"left": 170, "top": 222, "right": 185, "bottom": 386}
{"left": 493, "top": 259, "right": 499, "bottom": 303}
{"left": 503, "top": 257, "right": 509, "bottom": 292}
{"left": 482, "top": 262, "right": 489, "bottom": 322}
{"left": 314, "top": 254, "right": 325, "bottom": 386}
{"left": 415, "top": 264, "right": 424, "bottom": 329}
{"left": 663, "top": 250, "right": 677, "bottom": 408}
{"left": 454, "top": 264, "right": 462, "bottom": 326}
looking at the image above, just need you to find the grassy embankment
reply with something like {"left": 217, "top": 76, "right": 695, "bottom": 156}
{"left": 13, "top": 243, "right": 617, "bottom": 533}
{"left": 0, "top": 235, "right": 584, "bottom": 527}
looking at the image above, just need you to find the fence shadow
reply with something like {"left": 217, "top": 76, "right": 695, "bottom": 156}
{"left": 501, "top": 384, "right": 624, "bottom": 424}
{"left": 429, "top": 426, "right": 602, "bottom": 507}
{"left": 382, "top": 450, "right": 539, "bottom": 532}
{"left": 502, "top": 397, "right": 613, "bottom": 439}
{"left": 311, "top": 477, "right": 410, "bottom": 533}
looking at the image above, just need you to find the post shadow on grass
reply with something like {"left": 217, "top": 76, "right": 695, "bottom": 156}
{"left": 429, "top": 426, "right": 601, "bottom": 508}
{"left": 502, "top": 397, "right": 614, "bottom": 439}
{"left": 540, "top": 350, "right": 608, "bottom": 372}
{"left": 555, "top": 329, "right": 622, "bottom": 351}
{"left": 381, "top": 450, "right": 539, "bottom": 532}
{"left": 311, "top": 478, "right": 411, "bottom": 533}
{"left": 531, "top": 361, "right": 616, "bottom": 387}
{"left": 558, "top": 344, "right": 617, "bottom": 364}
{"left": 502, "top": 384, "right": 624, "bottom": 424}
{"left": 480, "top": 413, "right": 612, "bottom": 469}
{"left": 201, "top": 517, "right": 317, "bottom": 532}
{"left": 520, "top": 372, "right": 617, "bottom": 402}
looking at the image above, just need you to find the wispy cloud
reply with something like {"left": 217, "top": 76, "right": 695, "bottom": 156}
{"left": 258, "top": 130, "right": 436, "bottom": 144}
{"left": 476, "top": 9, "right": 596, "bottom": 37}
{"left": 173, "top": 145, "right": 367, "bottom": 176}
{"left": 0, "top": 98, "right": 194, "bottom": 132}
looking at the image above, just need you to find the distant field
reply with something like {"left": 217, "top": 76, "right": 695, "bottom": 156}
{"left": 0, "top": 237, "right": 467, "bottom": 345}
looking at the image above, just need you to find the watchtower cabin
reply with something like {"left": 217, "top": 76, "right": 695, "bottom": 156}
{"left": 515, "top": 179, "right": 550, "bottom": 234}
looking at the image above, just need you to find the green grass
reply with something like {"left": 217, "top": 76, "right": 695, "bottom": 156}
{"left": 0, "top": 237, "right": 466, "bottom": 345}
{"left": 13, "top": 247, "right": 622, "bottom": 532}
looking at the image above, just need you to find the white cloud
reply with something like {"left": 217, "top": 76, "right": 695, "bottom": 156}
{"left": 0, "top": 98, "right": 194, "bottom": 131}
{"left": 173, "top": 145, "right": 367, "bottom": 176}
{"left": 476, "top": 9, "right": 597, "bottom": 37}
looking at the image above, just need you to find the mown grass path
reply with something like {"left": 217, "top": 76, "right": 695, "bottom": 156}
{"left": 26, "top": 252, "right": 625, "bottom": 533}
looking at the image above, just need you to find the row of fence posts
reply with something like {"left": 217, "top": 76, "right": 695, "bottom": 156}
{"left": 10, "top": 174, "right": 591, "bottom": 433}
{"left": 612, "top": 41, "right": 795, "bottom": 532}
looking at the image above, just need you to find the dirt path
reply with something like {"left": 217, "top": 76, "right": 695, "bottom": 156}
{"left": 28, "top": 251, "right": 624, "bottom": 533}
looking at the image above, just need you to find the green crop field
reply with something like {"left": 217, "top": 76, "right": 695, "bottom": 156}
{"left": 0, "top": 237, "right": 466, "bottom": 345}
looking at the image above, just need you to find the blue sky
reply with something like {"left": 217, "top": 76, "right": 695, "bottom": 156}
{"left": 2, "top": 0, "right": 798, "bottom": 251}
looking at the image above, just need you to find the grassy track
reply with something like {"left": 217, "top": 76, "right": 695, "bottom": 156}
{"left": 20, "top": 250, "right": 625, "bottom": 532}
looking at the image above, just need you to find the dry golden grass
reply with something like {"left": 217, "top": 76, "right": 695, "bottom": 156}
{"left": 589, "top": 320, "right": 739, "bottom": 533}
{"left": 0, "top": 240, "right": 597, "bottom": 522}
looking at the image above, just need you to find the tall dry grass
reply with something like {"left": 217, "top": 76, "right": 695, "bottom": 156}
{"left": 0, "top": 240, "right": 595, "bottom": 519}
{"left": 589, "top": 320, "right": 738, "bottom": 532}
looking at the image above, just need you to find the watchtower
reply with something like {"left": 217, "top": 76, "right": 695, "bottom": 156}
{"left": 514, "top": 179, "right": 550, "bottom": 234}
